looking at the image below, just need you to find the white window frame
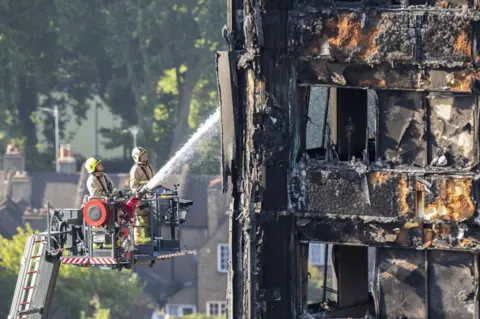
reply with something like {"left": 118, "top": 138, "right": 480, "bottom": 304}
{"left": 206, "top": 301, "right": 227, "bottom": 316}
{"left": 165, "top": 304, "right": 197, "bottom": 317}
{"left": 217, "top": 243, "right": 229, "bottom": 273}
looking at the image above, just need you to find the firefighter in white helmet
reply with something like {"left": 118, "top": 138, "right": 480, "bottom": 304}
{"left": 129, "top": 147, "right": 156, "bottom": 243}
{"left": 130, "top": 147, "right": 156, "bottom": 194}
{"left": 85, "top": 157, "right": 117, "bottom": 198}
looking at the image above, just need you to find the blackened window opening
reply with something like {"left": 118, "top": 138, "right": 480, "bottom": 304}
{"left": 409, "top": 0, "right": 428, "bottom": 5}
{"left": 306, "top": 87, "right": 376, "bottom": 161}
{"left": 336, "top": 88, "right": 368, "bottom": 161}
{"left": 474, "top": 22, "right": 480, "bottom": 65}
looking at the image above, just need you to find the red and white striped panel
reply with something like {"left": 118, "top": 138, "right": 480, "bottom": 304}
{"left": 60, "top": 257, "right": 89, "bottom": 265}
{"left": 89, "top": 258, "right": 118, "bottom": 265}
{"left": 156, "top": 250, "right": 197, "bottom": 260}
{"left": 60, "top": 257, "right": 118, "bottom": 265}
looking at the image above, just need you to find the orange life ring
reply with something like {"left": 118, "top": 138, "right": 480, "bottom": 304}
{"left": 83, "top": 199, "right": 111, "bottom": 227}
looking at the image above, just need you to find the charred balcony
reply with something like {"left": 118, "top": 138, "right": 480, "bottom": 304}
{"left": 289, "top": 8, "right": 480, "bottom": 92}
{"left": 289, "top": 85, "right": 480, "bottom": 251}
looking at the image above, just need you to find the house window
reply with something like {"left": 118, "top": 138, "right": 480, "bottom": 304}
{"left": 207, "top": 301, "right": 227, "bottom": 316}
{"left": 217, "top": 243, "right": 229, "bottom": 273}
{"left": 165, "top": 304, "right": 196, "bottom": 317}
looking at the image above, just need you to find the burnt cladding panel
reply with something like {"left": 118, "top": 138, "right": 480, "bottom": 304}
{"left": 428, "top": 94, "right": 475, "bottom": 168}
{"left": 261, "top": 57, "right": 292, "bottom": 211}
{"left": 263, "top": 12, "right": 289, "bottom": 51}
{"left": 428, "top": 251, "right": 477, "bottom": 319}
{"left": 377, "top": 248, "right": 427, "bottom": 319}
{"left": 216, "top": 51, "right": 237, "bottom": 193}
{"left": 377, "top": 90, "right": 426, "bottom": 166}
{"left": 298, "top": 62, "right": 476, "bottom": 92}
{"left": 422, "top": 13, "right": 473, "bottom": 64}
{"left": 333, "top": 245, "right": 369, "bottom": 309}
{"left": 306, "top": 170, "right": 411, "bottom": 217}
{"left": 261, "top": 217, "right": 294, "bottom": 318}
{"left": 288, "top": 11, "right": 417, "bottom": 64}
{"left": 307, "top": 170, "right": 370, "bottom": 215}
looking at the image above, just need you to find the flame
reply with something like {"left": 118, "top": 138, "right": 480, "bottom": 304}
{"left": 369, "top": 172, "right": 410, "bottom": 214}
{"left": 453, "top": 32, "right": 471, "bottom": 55}
{"left": 359, "top": 79, "right": 386, "bottom": 88}
{"left": 326, "top": 14, "right": 379, "bottom": 57}
{"left": 447, "top": 71, "right": 474, "bottom": 92}
{"left": 369, "top": 171, "right": 391, "bottom": 185}
{"left": 424, "top": 178, "right": 475, "bottom": 222}
{"left": 436, "top": 0, "right": 449, "bottom": 8}
{"left": 397, "top": 176, "right": 409, "bottom": 214}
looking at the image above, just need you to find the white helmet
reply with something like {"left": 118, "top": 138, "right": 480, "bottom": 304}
{"left": 132, "top": 147, "right": 147, "bottom": 163}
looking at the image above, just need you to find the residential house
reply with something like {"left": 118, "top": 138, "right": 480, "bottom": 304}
{"left": 0, "top": 145, "right": 33, "bottom": 238}
{"left": 163, "top": 177, "right": 231, "bottom": 317}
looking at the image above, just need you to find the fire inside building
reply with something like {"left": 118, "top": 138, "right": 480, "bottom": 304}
{"left": 217, "top": 0, "right": 480, "bottom": 318}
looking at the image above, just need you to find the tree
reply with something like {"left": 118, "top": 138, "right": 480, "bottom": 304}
{"left": 190, "top": 135, "right": 221, "bottom": 175}
{"left": 308, "top": 263, "right": 335, "bottom": 303}
{"left": 80, "top": 298, "right": 111, "bottom": 319}
{"left": 97, "top": 0, "right": 224, "bottom": 167}
{"left": 0, "top": 225, "right": 151, "bottom": 319}
{"left": 0, "top": 0, "right": 225, "bottom": 172}
{"left": 0, "top": 1, "right": 97, "bottom": 170}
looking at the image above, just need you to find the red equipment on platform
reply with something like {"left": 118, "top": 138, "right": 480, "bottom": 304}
{"left": 125, "top": 196, "right": 140, "bottom": 218}
{"left": 83, "top": 199, "right": 111, "bottom": 227}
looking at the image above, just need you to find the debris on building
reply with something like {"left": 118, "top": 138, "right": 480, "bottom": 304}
{"left": 218, "top": 0, "right": 480, "bottom": 318}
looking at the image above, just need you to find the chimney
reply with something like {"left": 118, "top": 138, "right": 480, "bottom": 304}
{"left": 57, "top": 144, "right": 77, "bottom": 174}
{"left": 207, "top": 177, "right": 224, "bottom": 237}
{"left": 10, "top": 171, "right": 31, "bottom": 203}
{"left": 3, "top": 143, "right": 25, "bottom": 172}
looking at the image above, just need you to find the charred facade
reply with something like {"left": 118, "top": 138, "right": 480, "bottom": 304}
{"left": 218, "top": 0, "right": 480, "bottom": 318}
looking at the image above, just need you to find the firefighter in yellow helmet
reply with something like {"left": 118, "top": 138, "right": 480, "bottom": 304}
{"left": 85, "top": 157, "right": 117, "bottom": 198}
{"left": 129, "top": 147, "right": 156, "bottom": 244}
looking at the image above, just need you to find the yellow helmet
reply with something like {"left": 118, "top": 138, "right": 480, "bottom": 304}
{"left": 84, "top": 157, "right": 102, "bottom": 174}
{"left": 132, "top": 147, "right": 147, "bottom": 163}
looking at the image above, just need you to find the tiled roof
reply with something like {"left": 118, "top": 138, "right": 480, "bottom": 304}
{"left": 182, "top": 175, "right": 218, "bottom": 228}
{"left": 30, "top": 172, "right": 79, "bottom": 209}
{"left": 6, "top": 170, "right": 219, "bottom": 230}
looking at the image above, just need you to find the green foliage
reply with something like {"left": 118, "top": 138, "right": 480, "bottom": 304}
{"left": 95, "top": 0, "right": 224, "bottom": 167}
{"left": 0, "top": 0, "right": 224, "bottom": 173}
{"left": 190, "top": 136, "right": 221, "bottom": 175}
{"left": 0, "top": 226, "right": 150, "bottom": 319}
{"left": 80, "top": 298, "right": 111, "bottom": 319}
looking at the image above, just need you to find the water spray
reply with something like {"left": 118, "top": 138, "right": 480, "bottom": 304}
{"left": 144, "top": 108, "right": 221, "bottom": 191}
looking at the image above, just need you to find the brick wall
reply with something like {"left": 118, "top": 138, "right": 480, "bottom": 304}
{"left": 196, "top": 219, "right": 229, "bottom": 313}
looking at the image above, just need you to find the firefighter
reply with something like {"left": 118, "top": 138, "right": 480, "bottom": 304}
{"left": 129, "top": 147, "right": 156, "bottom": 244}
{"left": 85, "top": 157, "right": 121, "bottom": 249}
{"left": 85, "top": 157, "right": 117, "bottom": 198}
